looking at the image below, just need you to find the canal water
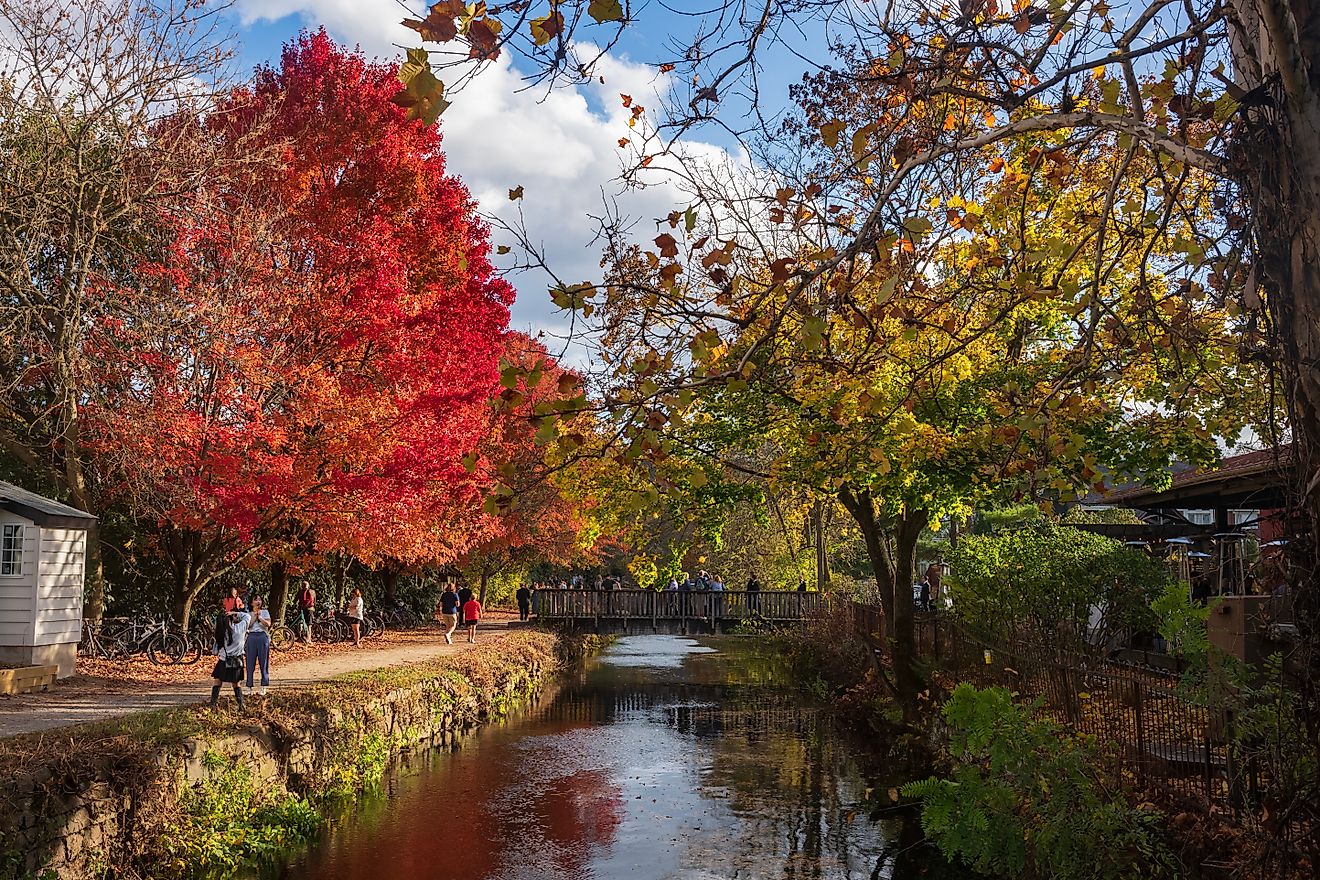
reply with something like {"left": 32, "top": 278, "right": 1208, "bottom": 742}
{"left": 260, "top": 635, "right": 960, "bottom": 880}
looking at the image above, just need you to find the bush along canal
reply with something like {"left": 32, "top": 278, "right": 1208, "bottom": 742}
{"left": 249, "top": 635, "right": 961, "bottom": 880}
{"left": 0, "top": 631, "right": 566, "bottom": 880}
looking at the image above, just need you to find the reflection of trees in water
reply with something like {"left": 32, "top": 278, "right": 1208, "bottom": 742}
{"left": 531, "top": 768, "right": 624, "bottom": 877}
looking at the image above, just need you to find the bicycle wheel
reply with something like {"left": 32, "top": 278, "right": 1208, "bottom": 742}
{"left": 311, "top": 618, "right": 343, "bottom": 642}
{"left": 148, "top": 632, "right": 189, "bottom": 666}
{"left": 269, "top": 623, "right": 297, "bottom": 652}
{"left": 366, "top": 613, "right": 386, "bottom": 639}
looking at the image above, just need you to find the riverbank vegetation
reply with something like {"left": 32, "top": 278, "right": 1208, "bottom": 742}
{"left": 0, "top": 630, "right": 561, "bottom": 880}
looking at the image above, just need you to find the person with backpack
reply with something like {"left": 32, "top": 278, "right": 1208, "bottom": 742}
{"left": 439, "top": 584, "right": 461, "bottom": 644}
{"left": 462, "top": 593, "right": 482, "bottom": 643}
{"left": 210, "top": 604, "right": 250, "bottom": 709}
{"left": 515, "top": 584, "right": 532, "bottom": 622}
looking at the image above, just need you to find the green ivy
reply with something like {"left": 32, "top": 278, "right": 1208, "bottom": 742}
{"left": 902, "top": 684, "right": 1178, "bottom": 880}
{"left": 163, "top": 751, "right": 318, "bottom": 878}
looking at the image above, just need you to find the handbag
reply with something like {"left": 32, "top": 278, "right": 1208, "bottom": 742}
{"left": 222, "top": 653, "right": 243, "bottom": 671}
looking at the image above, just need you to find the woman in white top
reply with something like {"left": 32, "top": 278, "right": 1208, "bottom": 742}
{"left": 346, "top": 588, "right": 365, "bottom": 647}
{"left": 244, "top": 595, "right": 273, "bottom": 696}
{"left": 209, "top": 603, "right": 251, "bottom": 709}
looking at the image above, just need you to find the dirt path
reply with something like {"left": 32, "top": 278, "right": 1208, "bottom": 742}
{"left": 0, "top": 625, "right": 519, "bottom": 739}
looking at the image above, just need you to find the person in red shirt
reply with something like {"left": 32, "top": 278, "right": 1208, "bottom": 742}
{"left": 222, "top": 585, "right": 245, "bottom": 613}
{"left": 462, "top": 595, "right": 482, "bottom": 643}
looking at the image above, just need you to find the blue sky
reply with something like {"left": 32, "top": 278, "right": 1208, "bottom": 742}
{"left": 226, "top": 2, "right": 820, "bottom": 354}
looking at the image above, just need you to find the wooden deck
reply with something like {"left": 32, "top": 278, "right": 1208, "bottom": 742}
{"left": 533, "top": 589, "right": 823, "bottom": 633}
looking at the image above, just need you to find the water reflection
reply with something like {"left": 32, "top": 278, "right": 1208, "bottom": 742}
{"left": 261, "top": 635, "right": 959, "bottom": 880}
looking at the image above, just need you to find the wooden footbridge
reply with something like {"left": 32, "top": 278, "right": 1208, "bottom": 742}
{"left": 532, "top": 589, "right": 824, "bottom": 634}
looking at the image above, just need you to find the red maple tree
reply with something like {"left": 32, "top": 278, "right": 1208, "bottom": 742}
{"left": 92, "top": 31, "right": 512, "bottom": 623}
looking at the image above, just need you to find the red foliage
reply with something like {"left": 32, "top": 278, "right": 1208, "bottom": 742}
{"left": 90, "top": 31, "right": 512, "bottom": 602}
{"left": 460, "top": 333, "right": 591, "bottom": 576}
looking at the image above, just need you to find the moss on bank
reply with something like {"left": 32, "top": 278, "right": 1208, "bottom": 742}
{"left": 0, "top": 630, "right": 584, "bottom": 880}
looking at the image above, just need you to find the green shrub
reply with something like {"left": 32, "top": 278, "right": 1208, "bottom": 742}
{"left": 903, "top": 684, "right": 1177, "bottom": 880}
{"left": 947, "top": 522, "right": 1170, "bottom": 653}
{"left": 164, "top": 752, "right": 318, "bottom": 878}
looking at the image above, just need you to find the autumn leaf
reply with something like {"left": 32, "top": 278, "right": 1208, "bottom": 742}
{"left": 466, "top": 18, "right": 502, "bottom": 60}
{"left": 401, "top": 4, "right": 460, "bottom": 43}
{"left": 654, "top": 233, "right": 679, "bottom": 257}
{"left": 617, "top": 137, "right": 629, "bottom": 147}
{"left": 393, "top": 49, "right": 450, "bottom": 124}
{"left": 769, "top": 257, "right": 796, "bottom": 283}
{"left": 509, "top": 185, "right": 524, "bottom": 200}
{"left": 530, "top": 11, "right": 564, "bottom": 46}
{"left": 820, "top": 118, "right": 844, "bottom": 149}
{"left": 588, "top": 0, "right": 625, "bottom": 24}
{"left": 658, "top": 262, "right": 683, "bottom": 285}
{"left": 659, "top": 63, "right": 675, "bottom": 73}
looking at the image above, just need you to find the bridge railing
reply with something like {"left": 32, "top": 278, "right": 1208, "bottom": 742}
{"left": 533, "top": 589, "right": 823, "bottom": 621}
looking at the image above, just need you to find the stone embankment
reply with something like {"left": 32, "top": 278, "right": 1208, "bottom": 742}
{"left": 0, "top": 630, "right": 566, "bottom": 879}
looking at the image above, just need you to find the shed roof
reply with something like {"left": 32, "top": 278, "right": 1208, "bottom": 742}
{"left": 0, "top": 480, "right": 97, "bottom": 528}
{"left": 1099, "top": 447, "right": 1290, "bottom": 511}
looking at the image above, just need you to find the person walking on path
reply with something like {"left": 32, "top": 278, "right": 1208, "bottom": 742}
{"left": 439, "top": 584, "right": 461, "bottom": 644}
{"left": 457, "top": 583, "right": 474, "bottom": 626}
{"left": 244, "top": 595, "right": 272, "bottom": 696}
{"left": 797, "top": 577, "right": 808, "bottom": 593}
{"left": 462, "top": 594, "right": 482, "bottom": 643}
{"left": 210, "top": 605, "right": 250, "bottom": 709}
{"left": 296, "top": 582, "right": 316, "bottom": 644}
{"left": 516, "top": 584, "right": 532, "bottom": 622}
{"left": 345, "top": 588, "right": 365, "bottom": 647}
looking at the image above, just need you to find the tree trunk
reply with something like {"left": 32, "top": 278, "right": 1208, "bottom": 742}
{"left": 82, "top": 518, "right": 106, "bottom": 621}
{"left": 813, "top": 502, "right": 831, "bottom": 590}
{"left": 838, "top": 487, "right": 926, "bottom": 719}
{"left": 480, "top": 566, "right": 490, "bottom": 605}
{"left": 380, "top": 565, "right": 399, "bottom": 604}
{"left": 1230, "top": 0, "right": 1320, "bottom": 703}
{"left": 269, "top": 560, "right": 290, "bottom": 626}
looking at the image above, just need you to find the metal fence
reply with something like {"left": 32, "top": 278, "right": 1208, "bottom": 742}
{"left": 851, "top": 603, "right": 1246, "bottom": 812}
{"left": 535, "top": 589, "right": 824, "bottom": 623}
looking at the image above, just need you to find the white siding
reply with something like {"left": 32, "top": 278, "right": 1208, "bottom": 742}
{"left": 35, "top": 527, "right": 84, "bottom": 646}
{"left": 0, "top": 510, "right": 37, "bottom": 647}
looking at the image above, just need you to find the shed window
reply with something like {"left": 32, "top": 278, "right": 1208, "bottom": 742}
{"left": 1, "top": 524, "right": 21, "bottom": 576}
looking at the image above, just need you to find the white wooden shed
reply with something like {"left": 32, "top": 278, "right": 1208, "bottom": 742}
{"left": 0, "top": 481, "right": 96, "bottom": 678}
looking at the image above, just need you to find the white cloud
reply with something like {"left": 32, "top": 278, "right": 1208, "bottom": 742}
{"left": 233, "top": 1, "right": 744, "bottom": 365}
{"left": 235, "top": 0, "right": 421, "bottom": 55}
